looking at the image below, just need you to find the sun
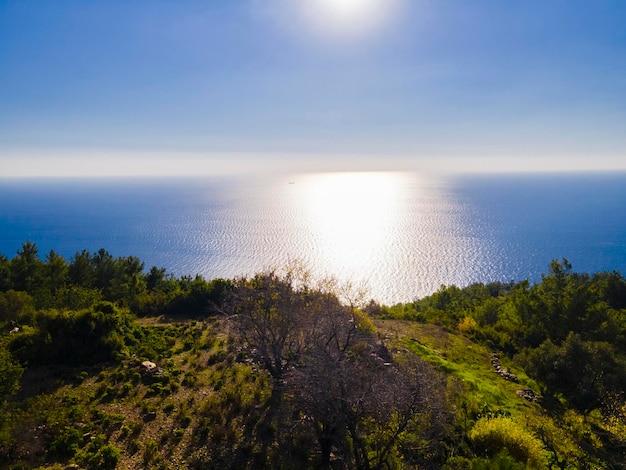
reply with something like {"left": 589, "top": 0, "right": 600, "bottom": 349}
{"left": 302, "top": 0, "right": 400, "bottom": 39}
{"left": 316, "top": 0, "right": 381, "bottom": 21}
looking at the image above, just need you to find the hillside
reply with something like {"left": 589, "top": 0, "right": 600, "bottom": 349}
{"left": 1, "top": 244, "right": 626, "bottom": 469}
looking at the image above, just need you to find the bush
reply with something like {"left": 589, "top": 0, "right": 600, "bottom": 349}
{"left": 78, "top": 436, "right": 120, "bottom": 469}
{"left": 143, "top": 439, "right": 159, "bottom": 465}
{"left": 457, "top": 316, "right": 478, "bottom": 334}
{"left": 8, "top": 303, "right": 131, "bottom": 366}
{"left": 469, "top": 416, "right": 546, "bottom": 468}
{"left": 520, "top": 332, "right": 626, "bottom": 411}
{"left": 49, "top": 426, "right": 82, "bottom": 458}
{"left": 98, "top": 444, "right": 121, "bottom": 469}
{"left": 469, "top": 452, "right": 527, "bottom": 469}
{"left": 0, "top": 347, "right": 23, "bottom": 396}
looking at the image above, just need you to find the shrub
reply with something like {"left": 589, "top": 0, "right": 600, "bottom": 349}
{"left": 8, "top": 303, "right": 131, "bottom": 366}
{"left": 179, "top": 413, "right": 192, "bottom": 429}
{"left": 49, "top": 426, "right": 82, "bottom": 458}
{"left": 469, "top": 416, "right": 546, "bottom": 468}
{"left": 143, "top": 439, "right": 160, "bottom": 465}
{"left": 77, "top": 436, "right": 120, "bottom": 469}
{"left": 470, "top": 452, "right": 527, "bottom": 469}
{"left": 457, "top": 316, "right": 478, "bottom": 334}
{"left": 98, "top": 444, "right": 121, "bottom": 469}
{"left": 0, "top": 347, "right": 23, "bottom": 396}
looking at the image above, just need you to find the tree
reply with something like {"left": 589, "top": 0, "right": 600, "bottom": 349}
{"left": 524, "top": 414, "right": 584, "bottom": 469}
{"left": 0, "top": 290, "right": 35, "bottom": 324}
{"left": 107, "top": 255, "right": 146, "bottom": 303}
{"left": 230, "top": 270, "right": 452, "bottom": 468}
{"left": 38, "top": 249, "right": 69, "bottom": 308}
{"left": 289, "top": 291, "right": 448, "bottom": 469}
{"left": 68, "top": 249, "right": 94, "bottom": 287}
{"left": 0, "top": 255, "right": 10, "bottom": 292}
{"left": 231, "top": 271, "right": 311, "bottom": 388}
{"left": 593, "top": 271, "right": 626, "bottom": 310}
{"left": 287, "top": 292, "right": 360, "bottom": 468}
{"left": 92, "top": 249, "right": 116, "bottom": 293}
{"left": 146, "top": 266, "right": 167, "bottom": 291}
{"left": 521, "top": 332, "right": 626, "bottom": 411}
{"left": 0, "top": 348, "right": 23, "bottom": 397}
{"left": 9, "top": 241, "right": 43, "bottom": 293}
{"left": 228, "top": 270, "right": 314, "bottom": 464}
{"left": 44, "top": 250, "right": 68, "bottom": 292}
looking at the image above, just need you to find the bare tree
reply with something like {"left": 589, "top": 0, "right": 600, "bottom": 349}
{"left": 228, "top": 267, "right": 316, "bottom": 466}
{"left": 229, "top": 269, "right": 450, "bottom": 469}
{"left": 288, "top": 292, "right": 449, "bottom": 469}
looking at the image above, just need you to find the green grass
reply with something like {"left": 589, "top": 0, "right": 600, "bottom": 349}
{"left": 0, "top": 317, "right": 258, "bottom": 469}
{"left": 2, "top": 314, "right": 602, "bottom": 469}
{"left": 375, "top": 319, "right": 540, "bottom": 417}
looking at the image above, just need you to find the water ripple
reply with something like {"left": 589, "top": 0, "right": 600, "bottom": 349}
{"left": 1, "top": 172, "right": 625, "bottom": 304}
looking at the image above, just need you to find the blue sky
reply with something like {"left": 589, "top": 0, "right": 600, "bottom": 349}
{"left": 1, "top": 0, "right": 625, "bottom": 176}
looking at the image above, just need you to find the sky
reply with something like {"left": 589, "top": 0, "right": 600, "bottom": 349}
{"left": 1, "top": 0, "right": 625, "bottom": 177}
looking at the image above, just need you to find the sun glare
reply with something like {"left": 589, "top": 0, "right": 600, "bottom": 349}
{"left": 316, "top": 0, "right": 380, "bottom": 20}
{"left": 301, "top": 0, "right": 400, "bottom": 38}
{"left": 294, "top": 172, "right": 404, "bottom": 278}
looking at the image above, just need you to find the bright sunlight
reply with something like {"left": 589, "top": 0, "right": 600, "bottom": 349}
{"left": 315, "top": 0, "right": 383, "bottom": 21}
{"left": 294, "top": 172, "right": 404, "bottom": 278}
{"left": 301, "top": 0, "right": 402, "bottom": 38}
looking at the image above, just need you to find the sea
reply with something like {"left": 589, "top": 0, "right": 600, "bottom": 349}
{"left": 1, "top": 171, "right": 625, "bottom": 305}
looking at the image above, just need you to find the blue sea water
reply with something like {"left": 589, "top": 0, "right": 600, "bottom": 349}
{"left": 0, "top": 172, "right": 625, "bottom": 304}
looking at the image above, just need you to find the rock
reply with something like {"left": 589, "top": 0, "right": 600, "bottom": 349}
{"left": 140, "top": 361, "right": 164, "bottom": 376}
{"left": 373, "top": 342, "right": 393, "bottom": 363}
{"left": 516, "top": 389, "right": 540, "bottom": 403}
{"left": 141, "top": 361, "right": 157, "bottom": 371}
{"left": 491, "top": 353, "right": 519, "bottom": 382}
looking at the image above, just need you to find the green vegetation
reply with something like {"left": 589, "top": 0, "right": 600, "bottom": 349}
{"left": 468, "top": 416, "right": 546, "bottom": 468}
{"left": 1, "top": 243, "right": 626, "bottom": 468}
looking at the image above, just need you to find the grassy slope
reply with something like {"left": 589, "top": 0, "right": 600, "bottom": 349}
{"left": 3, "top": 316, "right": 271, "bottom": 469}
{"left": 375, "top": 319, "right": 541, "bottom": 418}
{"left": 3, "top": 316, "right": 549, "bottom": 469}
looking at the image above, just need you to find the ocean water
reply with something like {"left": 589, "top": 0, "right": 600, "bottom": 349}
{"left": 1, "top": 172, "right": 625, "bottom": 304}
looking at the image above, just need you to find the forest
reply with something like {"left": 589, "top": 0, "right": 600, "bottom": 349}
{"left": 1, "top": 241, "right": 626, "bottom": 469}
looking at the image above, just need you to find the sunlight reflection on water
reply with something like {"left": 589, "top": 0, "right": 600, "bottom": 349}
{"left": 193, "top": 171, "right": 494, "bottom": 304}
{"left": 296, "top": 172, "right": 402, "bottom": 276}
{"left": 2, "top": 172, "right": 625, "bottom": 305}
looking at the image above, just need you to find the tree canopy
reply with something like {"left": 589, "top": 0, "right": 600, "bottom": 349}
{"left": 1, "top": 245, "right": 626, "bottom": 468}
